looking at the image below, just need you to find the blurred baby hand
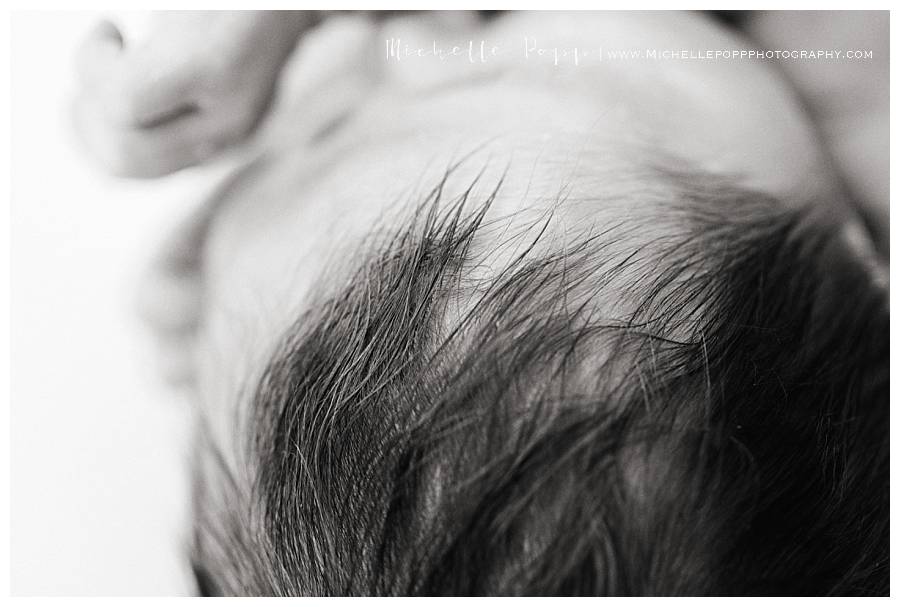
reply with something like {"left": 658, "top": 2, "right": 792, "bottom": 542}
{"left": 72, "top": 11, "right": 314, "bottom": 177}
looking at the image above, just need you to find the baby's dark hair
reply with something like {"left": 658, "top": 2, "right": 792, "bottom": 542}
{"left": 189, "top": 169, "right": 888, "bottom": 596}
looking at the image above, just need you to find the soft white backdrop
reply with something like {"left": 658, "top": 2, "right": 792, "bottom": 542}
{"left": 10, "top": 11, "right": 239, "bottom": 595}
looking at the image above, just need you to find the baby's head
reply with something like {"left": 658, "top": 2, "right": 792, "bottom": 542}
{"left": 184, "top": 164, "right": 887, "bottom": 595}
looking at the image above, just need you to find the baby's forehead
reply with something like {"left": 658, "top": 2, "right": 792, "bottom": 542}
{"left": 198, "top": 132, "right": 721, "bottom": 379}
{"left": 193, "top": 131, "right": 690, "bottom": 467}
{"left": 197, "top": 152, "right": 752, "bottom": 428}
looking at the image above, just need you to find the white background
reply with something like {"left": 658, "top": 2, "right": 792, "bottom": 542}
{"left": 9, "top": 11, "right": 233, "bottom": 595}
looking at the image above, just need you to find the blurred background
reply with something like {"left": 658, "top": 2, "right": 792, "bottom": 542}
{"left": 10, "top": 11, "right": 236, "bottom": 595}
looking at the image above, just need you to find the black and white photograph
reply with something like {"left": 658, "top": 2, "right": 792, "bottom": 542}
{"left": 8, "top": 7, "right": 891, "bottom": 597}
